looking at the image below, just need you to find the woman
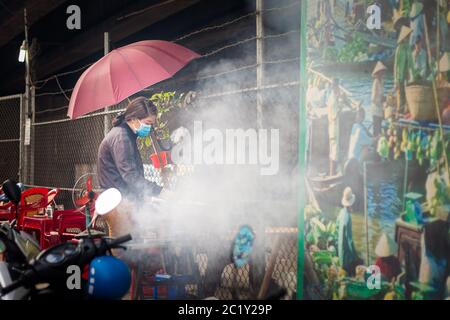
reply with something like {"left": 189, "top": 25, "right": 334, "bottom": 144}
{"left": 374, "top": 233, "right": 402, "bottom": 282}
{"left": 327, "top": 78, "right": 341, "bottom": 176}
{"left": 410, "top": 36, "right": 427, "bottom": 82}
{"left": 336, "top": 187, "right": 360, "bottom": 276}
{"left": 347, "top": 108, "right": 374, "bottom": 163}
{"left": 394, "top": 26, "right": 413, "bottom": 113}
{"left": 96, "top": 97, "right": 163, "bottom": 236}
{"left": 371, "top": 61, "right": 387, "bottom": 137}
{"left": 418, "top": 219, "right": 448, "bottom": 299}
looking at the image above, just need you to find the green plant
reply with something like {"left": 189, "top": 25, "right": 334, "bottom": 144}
{"left": 137, "top": 90, "right": 196, "bottom": 160}
{"left": 307, "top": 217, "right": 337, "bottom": 250}
{"left": 337, "top": 34, "right": 367, "bottom": 63}
{"left": 430, "top": 174, "right": 450, "bottom": 216}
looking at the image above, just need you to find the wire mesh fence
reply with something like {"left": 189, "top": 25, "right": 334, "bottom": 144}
{"left": 0, "top": 94, "right": 22, "bottom": 183}
{"left": 126, "top": 227, "right": 297, "bottom": 300}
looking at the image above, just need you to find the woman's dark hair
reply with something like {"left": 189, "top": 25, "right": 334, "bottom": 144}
{"left": 112, "top": 97, "right": 157, "bottom": 127}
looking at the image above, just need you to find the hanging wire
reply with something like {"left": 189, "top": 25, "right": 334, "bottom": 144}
{"left": 54, "top": 76, "right": 71, "bottom": 101}
{"left": 36, "top": 51, "right": 300, "bottom": 100}
{"left": 33, "top": 1, "right": 301, "bottom": 94}
{"left": 174, "top": 12, "right": 257, "bottom": 42}
{"left": 34, "top": 63, "right": 93, "bottom": 87}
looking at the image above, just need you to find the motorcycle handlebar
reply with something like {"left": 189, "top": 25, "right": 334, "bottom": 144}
{"left": 1, "top": 234, "right": 132, "bottom": 298}
{"left": 1, "top": 274, "right": 29, "bottom": 296}
{"left": 106, "top": 234, "right": 132, "bottom": 249}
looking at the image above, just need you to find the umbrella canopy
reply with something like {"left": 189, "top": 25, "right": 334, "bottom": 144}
{"left": 67, "top": 40, "right": 200, "bottom": 119}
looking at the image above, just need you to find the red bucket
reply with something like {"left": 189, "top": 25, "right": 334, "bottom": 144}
{"left": 150, "top": 151, "right": 171, "bottom": 169}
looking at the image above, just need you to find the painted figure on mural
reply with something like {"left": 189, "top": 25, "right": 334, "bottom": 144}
{"left": 347, "top": 108, "right": 373, "bottom": 163}
{"left": 337, "top": 187, "right": 360, "bottom": 276}
{"left": 374, "top": 233, "right": 402, "bottom": 282}
{"left": 394, "top": 26, "right": 413, "bottom": 113}
{"left": 410, "top": 35, "right": 428, "bottom": 82}
{"left": 418, "top": 220, "right": 449, "bottom": 299}
{"left": 438, "top": 0, "right": 449, "bottom": 52}
{"left": 409, "top": 2, "right": 424, "bottom": 47}
{"left": 371, "top": 61, "right": 387, "bottom": 136}
{"left": 327, "top": 78, "right": 342, "bottom": 176}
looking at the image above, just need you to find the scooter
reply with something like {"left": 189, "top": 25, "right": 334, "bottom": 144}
{"left": 0, "top": 179, "right": 42, "bottom": 299}
{"left": 0, "top": 187, "right": 132, "bottom": 300}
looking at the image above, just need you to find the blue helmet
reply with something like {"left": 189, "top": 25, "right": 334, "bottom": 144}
{"left": 88, "top": 256, "right": 131, "bottom": 299}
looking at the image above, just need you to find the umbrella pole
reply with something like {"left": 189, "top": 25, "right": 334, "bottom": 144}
{"left": 436, "top": 1, "right": 440, "bottom": 63}
{"left": 402, "top": 154, "right": 408, "bottom": 212}
{"left": 103, "top": 32, "right": 111, "bottom": 137}
{"left": 363, "top": 161, "right": 370, "bottom": 265}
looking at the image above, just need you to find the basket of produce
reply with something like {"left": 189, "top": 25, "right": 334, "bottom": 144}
{"left": 312, "top": 250, "right": 334, "bottom": 266}
{"left": 437, "top": 86, "right": 450, "bottom": 107}
{"left": 406, "top": 85, "right": 436, "bottom": 121}
{"left": 343, "top": 278, "right": 387, "bottom": 300}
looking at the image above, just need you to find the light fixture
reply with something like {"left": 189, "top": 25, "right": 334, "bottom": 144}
{"left": 18, "top": 40, "right": 27, "bottom": 63}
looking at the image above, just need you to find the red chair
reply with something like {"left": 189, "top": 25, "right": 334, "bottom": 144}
{"left": 21, "top": 216, "right": 54, "bottom": 249}
{"left": 46, "top": 189, "right": 59, "bottom": 206}
{"left": 0, "top": 202, "right": 14, "bottom": 221}
{"left": 21, "top": 188, "right": 60, "bottom": 248}
{"left": 51, "top": 209, "right": 86, "bottom": 243}
{"left": 18, "top": 188, "right": 50, "bottom": 228}
{"left": 0, "top": 186, "right": 14, "bottom": 221}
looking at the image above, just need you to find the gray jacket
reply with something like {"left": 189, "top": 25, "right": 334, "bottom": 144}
{"left": 97, "top": 122, "right": 162, "bottom": 199}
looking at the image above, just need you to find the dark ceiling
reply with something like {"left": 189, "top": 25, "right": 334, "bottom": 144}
{"left": 0, "top": 0, "right": 251, "bottom": 96}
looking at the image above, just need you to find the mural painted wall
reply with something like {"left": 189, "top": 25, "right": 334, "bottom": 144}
{"left": 303, "top": 0, "right": 450, "bottom": 300}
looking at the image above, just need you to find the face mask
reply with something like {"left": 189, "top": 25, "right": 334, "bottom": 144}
{"left": 135, "top": 120, "right": 152, "bottom": 137}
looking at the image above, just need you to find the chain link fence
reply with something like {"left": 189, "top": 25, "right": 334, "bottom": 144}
{"left": 127, "top": 227, "right": 297, "bottom": 300}
{"left": 0, "top": 94, "right": 22, "bottom": 183}
{"left": 32, "top": 105, "right": 119, "bottom": 207}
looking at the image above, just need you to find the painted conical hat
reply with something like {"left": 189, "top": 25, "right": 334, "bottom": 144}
{"left": 439, "top": 52, "right": 450, "bottom": 72}
{"left": 372, "top": 61, "right": 387, "bottom": 76}
{"left": 375, "top": 233, "right": 398, "bottom": 257}
{"left": 410, "top": 2, "right": 423, "bottom": 18}
{"left": 341, "top": 187, "right": 355, "bottom": 207}
{"left": 398, "top": 26, "right": 412, "bottom": 44}
{"left": 393, "top": 10, "right": 408, "bottom": 29}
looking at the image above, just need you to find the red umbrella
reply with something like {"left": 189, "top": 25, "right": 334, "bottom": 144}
{"left": 67, "top": 40, "right": 200, "bottom": 119}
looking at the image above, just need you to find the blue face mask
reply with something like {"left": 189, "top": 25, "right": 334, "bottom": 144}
{"left": 135, "top": 120, "right": 152, "bottom": 137}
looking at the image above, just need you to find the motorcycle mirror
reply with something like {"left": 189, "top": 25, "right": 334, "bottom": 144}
{"left": 1, "top": 179, "right": 21, "bottom": 205}
{"left": 231, "top": 225, "right": 255, "bottom": 269}
{"left": 95, "top": 188, "right": 122, "bottom": 216}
